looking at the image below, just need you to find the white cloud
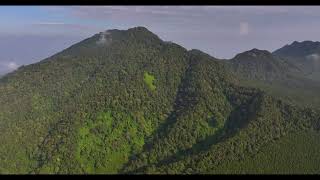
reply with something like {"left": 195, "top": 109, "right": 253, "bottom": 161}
{"left": 239, "top": 22, "right": 250, "bottom": 36}
{"left": 306, "top": 53, "right": 320, "bottom": 61}
{"left": 0, "top": 61, "right": 19, "bottom": 75}
{"left": 96, "top": 31, "right": 112, "bottom": 45}
{"left": 7, "top": 62, "right": 18, "bottom": 70}
{"left": 1, "top": 61, "right": 18, "bottom": 70}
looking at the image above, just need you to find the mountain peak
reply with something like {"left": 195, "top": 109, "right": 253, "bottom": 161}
{"left": 249, "top": 48, "right": 271, "bottom": 55}
{"left": 291, "top": 41, "right": 300, "bottom": 45}
{"left": 273, "top": 40, "right": 320, "bottom": 58}
{"left": 94, "top": 26, "right": 157, "bottom": 40}
{"left": 127, "top": 26, "right": 150, "bottom": 32}
{"left": 115, "top": 26, "right": 161, "bottom": 42}
{"left": 229, "top": 48, "right": 299, "bottom": 82}
{"left": 99, "top": 26, "right": 150, "bottom": 33}
{"left": 54, "top": 26, "right": 163, "bottom": 58}
{"left": 129, "top": 26, "right": 160, "bottom": 37}
{"left": 233, "top": 48, "right": 272, "bottom": 59}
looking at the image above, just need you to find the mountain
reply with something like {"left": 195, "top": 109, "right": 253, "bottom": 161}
{"left": 227, "top": 48, "right": 320, "bottom": 109}
{"left": 228, "top": 48, "right": 301, "bottom": 81}
{"left": 0, "top": 27, "right": 319, "bottom": 174}
{"left": 273, "top": 41, "right": 320, "bottom": 59}
{"left": 273, "top": 41, "right": 320, "bottom": 82}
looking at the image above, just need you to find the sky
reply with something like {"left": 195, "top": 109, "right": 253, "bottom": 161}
{"left": 1, "top": 6, "right": 320, "bottom": 75}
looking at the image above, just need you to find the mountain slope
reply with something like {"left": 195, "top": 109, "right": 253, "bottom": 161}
{"left": 273, "top": 41, "right": 320, "bottom": 82}
{"left": 0, "top": 27, "right": 319, "bottom": 174}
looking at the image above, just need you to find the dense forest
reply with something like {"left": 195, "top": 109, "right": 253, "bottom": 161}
{"left": 0, "top": 27, "right": 319, "bottom": 174}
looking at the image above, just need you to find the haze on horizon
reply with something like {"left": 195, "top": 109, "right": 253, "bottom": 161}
{"left": 1, "top": 6, "right": 320, "bottom": 75}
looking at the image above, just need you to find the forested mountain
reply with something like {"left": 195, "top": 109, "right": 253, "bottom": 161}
{"left": 273, "top": 41, "right": 320, "bottom": 82}
{"left": 0, "top": 27, "right": 319, "bottom": 174}
{"left": 228, "top": 48, "right": 301, "bottom": 81}
{"left": 228, "top": 47, "right": 320, "bottom": 109}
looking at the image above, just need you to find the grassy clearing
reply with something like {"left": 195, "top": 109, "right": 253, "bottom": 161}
{"left": 144, "top": 72, "right": 156, "bottom": 91}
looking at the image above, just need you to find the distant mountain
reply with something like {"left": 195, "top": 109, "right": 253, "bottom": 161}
{"left": 0, "top": 27, "right": 319, "bottom": 174}
{"left": 227, "top": 47, "right": 320, "bottom": 108}
{"left": 273, "top": 41, "right": 320, "bottom": 81}
{"left": 273, "top": 41, "right": 320, "bottom": 58}
{"left": 228, "top": 48, "right": 301, "bottom": 81}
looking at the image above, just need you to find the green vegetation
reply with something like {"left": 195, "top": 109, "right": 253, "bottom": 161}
{"left": 0, "top": 27, "right": 319, "bottom": 174}
{"left": 214, "top": 130, "right": 320, "bottom": 174}
{"left": 143, "top": 72, "right": 156, "bottom": 91}
{"left": 75, "top": 111, "right": 147, "bottom": 173}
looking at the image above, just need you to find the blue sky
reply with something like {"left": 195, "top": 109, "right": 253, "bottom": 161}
{"left": 1, "top": 6, "right": 320, "bottom": 75}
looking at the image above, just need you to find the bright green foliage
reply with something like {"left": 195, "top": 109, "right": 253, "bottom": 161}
{"left": 75, "top": 111, "right": 147, "bottom": 173}
{"left": 144, "top": 72, "right": 156, "bottom": 91}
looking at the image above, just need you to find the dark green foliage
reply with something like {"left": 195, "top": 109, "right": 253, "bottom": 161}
{"left": 0, "top": 27, "right": 319, "bottom": 174}
{"left": 213, "top": 130, "right": 320, "bottom": 174}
